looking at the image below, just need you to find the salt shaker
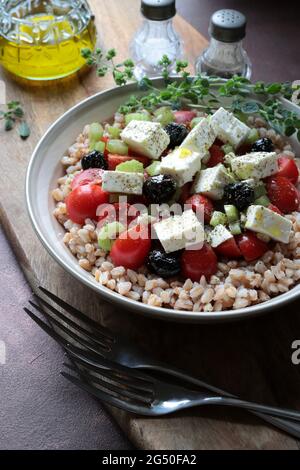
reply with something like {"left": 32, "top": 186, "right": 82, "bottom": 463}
{"left": 130, "top": 0, "right": 183, "bottom": 80}
{"left": 195, "top": 9, "right": 252, "bottom": 79}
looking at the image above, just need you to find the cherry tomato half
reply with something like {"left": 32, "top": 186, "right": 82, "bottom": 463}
{"left": 66, "top": 184, "right": 109, "bottom": 225}
{"left": 107, "top": 154, "right": 150, "bottom": 170}
{"left": 275, "top": 156, "right": 299, "bottom": 185}
{"left": 215, "top": 237, "right": 242, "bottom": 259}
{"left": 110, "top": 224, "right": 151, "bottom": 270}
{"left": 236, "top": 231, "right": 269, "bottom": 262}
{"left": 181, "top": 243, "right": 218, "bottom": 281}
{"left": 174, "top": 110, "right": 197, "bottom": 125}
{"left": 268, "top": 203, "right": 283, "bottom": 215}
{"left": 71, "top": 168, "right": 104, "bottom": 190}
{"left": 266, "top": 176, "right": 299, "bottom": 213}
{"left": 185, "top": 194, "right": 214, "bottom": 224}
{"left": 206, "top": 144, "right": 225, "bottom": 167}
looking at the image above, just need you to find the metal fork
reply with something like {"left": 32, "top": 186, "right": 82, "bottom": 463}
{"left": 23, "top": 287, "right": 300, "bottom": 436}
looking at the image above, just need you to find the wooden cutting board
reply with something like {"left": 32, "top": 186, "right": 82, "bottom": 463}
{"left": 1, "top": 0, "right": 300, "bottom": 450}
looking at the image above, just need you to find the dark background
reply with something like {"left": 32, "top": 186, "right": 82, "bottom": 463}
{"left": 1, "top": 0, "right": 300, "bottom": 451}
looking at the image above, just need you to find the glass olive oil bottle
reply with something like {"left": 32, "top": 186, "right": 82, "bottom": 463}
{"left": 0, "top": 0, "right": 96, "bottom": 80}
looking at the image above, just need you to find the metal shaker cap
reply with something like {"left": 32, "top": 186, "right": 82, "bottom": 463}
{"left": 209, "top": 9, "right": 246, "bottom": 43}
{"left": 141, "top": 0, "right": 176, "bottom": 21}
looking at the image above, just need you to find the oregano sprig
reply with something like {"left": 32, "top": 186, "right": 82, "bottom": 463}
{"left": 82, "top": 47, "right": 300, "bottom": 142}
{"left": 0, "top": 101, "right": 30, "bottom": 139}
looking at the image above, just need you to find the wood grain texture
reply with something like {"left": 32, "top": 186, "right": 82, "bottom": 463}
{"left": 1, "top": 0, "right": 300, "bottom": 450}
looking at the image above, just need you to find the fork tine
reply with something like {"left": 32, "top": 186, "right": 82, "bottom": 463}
{"left": 30, "top": 298, "right": 110, "bottom": 350}
{"left": 68, "top": 354, "right": 154, "bottom": 396}
{"left": 24, "top": 306, "right": 153, "bottom": 392}
{"left": 29, "top": 301, "right": 110, "bottom": 353}
{"left": 38, "top": 286, "right": 114, "bottom": 341}
{"left": 68, "top": 360, "right": 152, "bottom": 405}
{"left": 61, "top": 371, "right": 147, "bottom": 415}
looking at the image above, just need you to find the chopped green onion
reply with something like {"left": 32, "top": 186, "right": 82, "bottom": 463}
{"left": 116, "top": 159, "right": 144, "bottom": 173}
{"left": 146, "top": 161, "right": 161, "bottom": 176}
{"left": 254, "top": 195, "right": 270, "bottom": 207}
{"left": 125, "top": 112, "right": 151, "bottom": 125}
{"left": 210, "top": 211, "right": 227, "bottom": 227}
{"left": 107, "top": 126, "right": 121, "bottom": 139}
{"left": 98, "top": 222, "right": 125, "bottom": 252}
{"left": 106, "top": 139, "right": 128, "bottom": 155}
{"left": 224, "top": 205, "right": 239, "bottom": 223}
{"left": 229, "top": 221, "right": 242, "bottom": 235}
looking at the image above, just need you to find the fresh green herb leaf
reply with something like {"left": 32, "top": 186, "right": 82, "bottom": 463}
{"left": 5, "top": 118, "right": 14, "bottom": 131}
{"left": 19, "top": 121, "right": 30, "bottom": 139}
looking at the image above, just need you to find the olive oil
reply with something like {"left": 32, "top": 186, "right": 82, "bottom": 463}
{"left": 0, "top": 10, "right": 96, "bottom": 80}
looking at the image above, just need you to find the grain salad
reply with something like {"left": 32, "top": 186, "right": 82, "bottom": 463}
{"left": 52, "top": 106, "right": 300, "bottom": 313}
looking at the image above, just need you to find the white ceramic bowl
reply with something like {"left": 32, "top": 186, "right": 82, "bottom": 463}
{"left": 26, "top": 80, "right": 300, "bottom": 322}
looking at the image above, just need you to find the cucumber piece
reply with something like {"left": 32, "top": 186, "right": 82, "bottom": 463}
{"left": 106, "top": 139, "right": 129, "bottom": 155}
{"left": 229, "top": 221, "right": 242, "bottom": 235}
{"left": 107, "top": 126, "right": 121, "bottom": 139}
{"left": 89, "top": 122, "right": 104, "bottom": 144}
{"left": 246, "top": 128, "right": 260, "bottom": 145}
{"left": 153, "top": 106, "right": 174, "bottom": 126}
{"left": 224, "top": 204, "right": 239, "bottom": 223}
{"left": 254, "top": 195, "right": 270, "bottom": 207}
{"left": 146, "top": 161, "right": 161, "bottom": 176}
{"left": 92, "top": 141, "right": 106, "bottom": 153}
{"left": 222, "top": 143, "right": 234, "bottom": 155}
{"left": 116, "top": 159, "right": 144, "bottom": 173}
{"left": 210, "top": 211, "right": 227, "bottom": 227}
{"left": 190, "top": 117, "right": 203, "bottom": 129}
{"left": 125, "top": 113, "right": 151, "bottom": 125}
{"left": 98, "top": 222, "right": 125, "bottom": 252}
{"left": 254, "top": 181, "right": 267, "bottom": 199}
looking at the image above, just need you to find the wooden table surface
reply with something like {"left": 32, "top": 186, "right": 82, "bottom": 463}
{"left": 1, "top": 0, "right": 300, "bottom": 450}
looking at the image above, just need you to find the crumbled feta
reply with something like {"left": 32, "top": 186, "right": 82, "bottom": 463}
{"left": 102, "top": 171, "right": 144, "bottom": 195}
{"left": 160, "top": 147, "right": 201, "bottom": 187}
{"left": 180, "top": 117, "right": 216, "bottom": 156}
{"left": 154, "top": 209, "right": 205, "bottom": 253}
{"left": 210, "top": 107, "right": 250, "bottom": 148}
{"left": 121, "top": 120, "right": 170, "bottom": 159}
{"left": 192, "top": 164, "right": 233, "bottom": 200}
{"left": 210, "top": 224, "right": 233, "bottom": 248}
{"left": 231, "top": 152, "right": 278, "bottom": 180}
{"left": 245, "top": 205, "right": 293, "bottom": 243}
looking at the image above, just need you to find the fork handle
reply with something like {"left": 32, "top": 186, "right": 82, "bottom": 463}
{"left": 193, "top": 395, "right": 300, "bottom": 422}
{"left": 141, "top": 363, "right": 300, "bottom": 438}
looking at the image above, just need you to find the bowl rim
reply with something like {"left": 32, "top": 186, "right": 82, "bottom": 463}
{"left": 26, "top": 79, "right": 300, "bottom": 323}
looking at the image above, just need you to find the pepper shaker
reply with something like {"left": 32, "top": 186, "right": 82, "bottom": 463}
{"left": 130, "top": 0, "right": 184, "bottom": 80}
{"left": 195, "top": 9, "right": 252, "bottom": 79}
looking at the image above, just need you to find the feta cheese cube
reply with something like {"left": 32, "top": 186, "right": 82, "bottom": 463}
{"left": 120, "top": 120, "right": 170, "bottom": 159}
{"left": 180, "top": 117, "right": 216, "bottom": 156}
{"left": 210, "top": 107, "right": 250, "bottom": 148}
{"left": 210, "top": 225, "right": 233, "bottom": 248}
{"left": 160, "top": 147, "right": 201, "bottom": 187}
{"left": 231, "top": 152, "right": 278, "bottom": 180}
{"left": 154, "top": 209, "right": 205, "bottom": 253}
{"left": 192, "top": 164, "right": 232, "bottom": 200}
{"left": 245, "top": 205, "right": 292, "bottom": 243}
{"left": 102, "top": 171, "right": 144, "bottom": 195}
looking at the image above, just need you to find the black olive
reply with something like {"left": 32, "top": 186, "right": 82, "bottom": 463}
{"left": 147, "top": 249, "right": 181, "bottom": 278}
{"left": 81, "top": 150, "right": 108, "bottom": 170}
{"left": 143, "top": 174, "right": 177, "bottom": 204}
{"left": 251, "top": 137, "right": 274, "bottom": 153}
{"left": 223, "top": 182, "right": 255, "bottom": 211}
{"left": 164, "top": 123, "right": 188, "bottom": 148}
